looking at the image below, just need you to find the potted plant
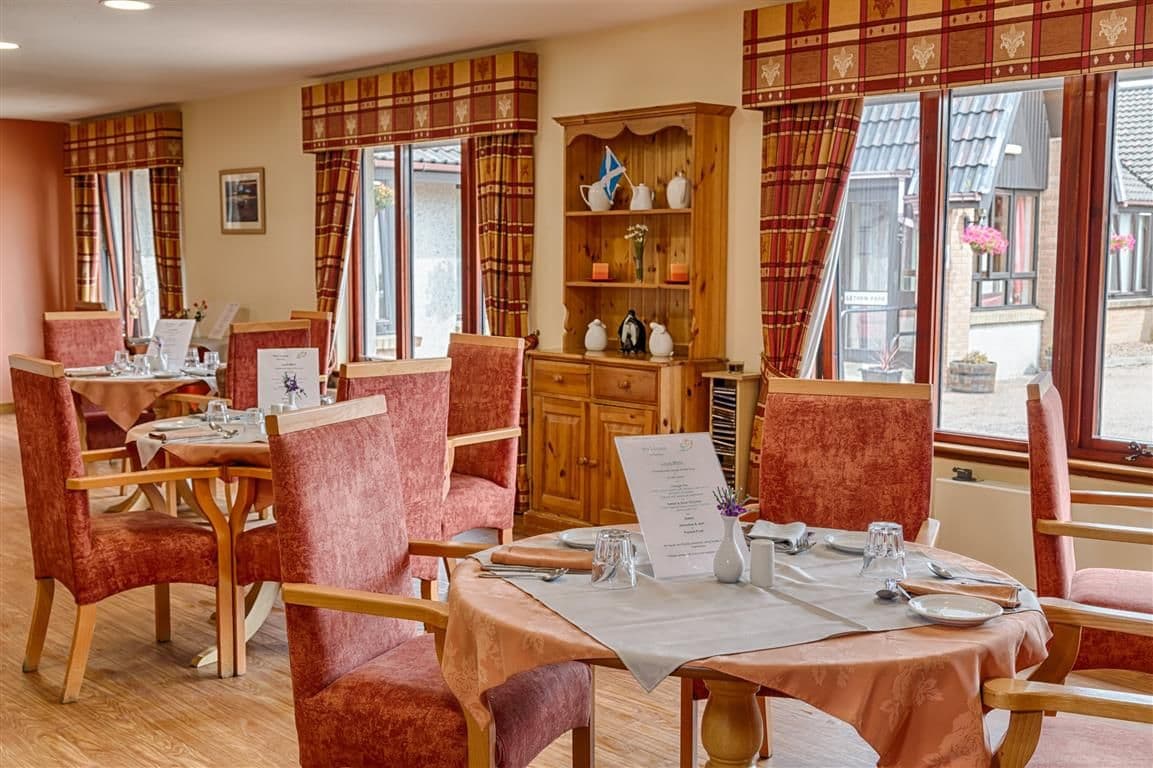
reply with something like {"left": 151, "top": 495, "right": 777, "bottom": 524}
{"left": 947, "top": 351, "right": 997, "bottom": 393}
{"left": 961, "top": 223, "right": 1008, "bottom": 275}
{"left": 861, "top": 336, "right": 903, "bottom": 383}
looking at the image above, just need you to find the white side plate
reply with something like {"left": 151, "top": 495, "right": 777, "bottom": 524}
{"left": 908, "top": 594, "right": 1003, "bottom": 627}
{"left": 823, "top": 531, "right": 868, "bottom": 554}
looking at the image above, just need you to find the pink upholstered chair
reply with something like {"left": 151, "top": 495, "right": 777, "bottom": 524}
{"left": 225, "top": 320, "right": 312, "bottom": 410}
{"left": 337, "top": 359, "right": 452, "bottom": 588}
{"left": 1026, "top": 373, "right": 1153, "bottom": 674}
{"left": 681, "top": 378, "right": 939, "bottom": 767}
{"left": 266, "top": 396, "right": 594, "bottom": 768}
{"left": 444, "top": 333, "right": 525, "bottom": 544}
{"left": 290, "top": 309, "right": 332, "bottom": 392}
{"left": 43, "top": 310, "right": 134, "bottom": 450}
{"left": 9, "top": 354, "right": 233, "bottom": 702}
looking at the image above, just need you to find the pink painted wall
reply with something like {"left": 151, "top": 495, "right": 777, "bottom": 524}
{"left": 0, "top": 119, "right": 73, "bottom": 404}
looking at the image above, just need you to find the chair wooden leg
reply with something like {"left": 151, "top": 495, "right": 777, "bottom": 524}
{"left": 23, "top": 578, "right": 55, "bottom": 673}
{"left": 499, "top": 528, "right": 514, "bottom": 545}
{"left": 61, "top": 604, "right": 97, "bottom": 703}
{"left": 118, "top": 458, "right": 128, "bottom": 496}
{"left": 991, "top": 711, "right": 1044, "bottom": 768}
{"left": 679, "top": 678, "right": 699, "bottom": 768}
{"left": 572, "top": 665, "right": 596, "bottom": 768}
{"left": 465, "top": 710, "right": 497, "bottom": 768}
{"left": 758, "top": 696, "right": 772, "bottom": 759}
{"left": 154, "top": 584, "right": 171, "bottom": 643}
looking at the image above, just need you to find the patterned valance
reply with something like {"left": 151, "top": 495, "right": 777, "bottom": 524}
{"left": 743, "top": 1, "right": 1151, "bottom": 108}
{"left": 64, "top": 110, "right": 182, "bottom": 176}
{"left": 301, "top": 51, "right": 538, "bottom": 153}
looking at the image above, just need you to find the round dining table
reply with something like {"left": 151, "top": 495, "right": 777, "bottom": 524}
{"left": 442, "top": 530, "right": 1051, "bottom": 768}
{"left": 69, "top": 372, "right": 212, "bottom": 434}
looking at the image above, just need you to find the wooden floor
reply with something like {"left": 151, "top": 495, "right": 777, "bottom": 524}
{"left": 0, "top": 412, "right": 1064, "bottom": 767}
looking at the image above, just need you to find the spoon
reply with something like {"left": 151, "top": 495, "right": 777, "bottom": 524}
{"left": 928, "top": 560, "right": 1016, "bottom": 586}
{"left": 479, "top": 568, "right": 567, "bottom": 582}
{"left": 876, "top": 578, "right": 911, "bottom": 601}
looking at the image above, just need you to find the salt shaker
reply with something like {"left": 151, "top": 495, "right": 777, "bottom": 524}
{"left": 749, "top": 539, "right": 776, "bottom": 589}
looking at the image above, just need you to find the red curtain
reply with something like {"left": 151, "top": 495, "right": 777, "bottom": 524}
{"left": 73, "top": 175, "right": 100, "bottom": 305}
{"left": 313, "top": 150, "right": 360, "bottom": 316}
{"left": 149, "top": 167, "right": 185, "bottom": 318}
{"left": 748, "top": 99, "right": 862, "bottom": 480}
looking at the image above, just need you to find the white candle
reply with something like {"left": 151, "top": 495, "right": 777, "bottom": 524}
{"left": 749, "top": 539, "right": 776, "bottom": 589}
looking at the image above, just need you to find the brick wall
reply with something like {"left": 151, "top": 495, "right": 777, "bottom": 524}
{"left": 1035, "top": 137, "right": 1061, "bottom": 354}
{"left": 943, "top": 207, "right": 975, "bottom": 364}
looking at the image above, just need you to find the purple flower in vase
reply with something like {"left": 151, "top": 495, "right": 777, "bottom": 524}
{"left": 282, "top": 372, "right": 306, "bottom": 401}
{"left": 713, "top": 485, "right": 747, "bottom": 517}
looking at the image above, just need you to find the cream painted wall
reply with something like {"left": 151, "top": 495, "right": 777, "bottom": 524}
{"left": 181, "top": 84, "right": 316, "bottom": 327}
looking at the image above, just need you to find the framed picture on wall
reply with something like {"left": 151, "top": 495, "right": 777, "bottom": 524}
{"left": 219, "top": 167, "right": 265, "bottom": 234}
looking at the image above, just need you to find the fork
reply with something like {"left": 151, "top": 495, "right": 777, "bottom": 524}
{"left": 479, "top": 568, "right": 567, "bottom": 582}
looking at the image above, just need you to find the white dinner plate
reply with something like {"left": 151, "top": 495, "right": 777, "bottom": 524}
{"left": 152, "top": 371, "right": 184, "bottom": 379}
{"left": 823, "top": 531, "right": 868, "bottom": 554}
{"left": 558, "top": 528, "right": 644, "bottom": 551}
{"left": 908, "top": 594, "right": 1003, "bottom": 627}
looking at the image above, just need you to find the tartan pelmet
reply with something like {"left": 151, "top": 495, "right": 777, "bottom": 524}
{"left": 65, "top": 110, "right": 182, "bottom": 175}
{"left": 149, "top": 167, "right": 185, "bottom": 318}
{"left": 73, "top": 175, "right": 100, "bottom": 305}
{"left": 474, "top": 132, "right": 535, "bottom": 512}
{"left": 314, "top": 151, "right": 360, "bottom": 316}
{"left": 748, "top": 99, "right": 862, "bottom": 477}
{"left": 743, "top": 0, "right": 1151, "bottom": 107}
{"left": 301, "top": 51, "right": 538, "bottom": 153}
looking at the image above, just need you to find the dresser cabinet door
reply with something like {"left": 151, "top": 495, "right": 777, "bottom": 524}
{"left": 589, "top": 403, "right": 656, "bottom": 526}
{"left": 530, "top": 396, "right": 588, "bottom": 522}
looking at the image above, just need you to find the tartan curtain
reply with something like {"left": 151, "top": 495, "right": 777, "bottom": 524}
{"left": 748, "top": 98, "right": 862, "bottom": 479}
{"left": 474, "top": 132, "right": 535, "bottom": 512}
{"left": 149, "top": 167, "right": 185, "bottom": 318}
{"left": 313, "top": 150, "right": 360, "bottom": 315}
{"left": 73, "top": 175, "right": 100, "bottom": 305}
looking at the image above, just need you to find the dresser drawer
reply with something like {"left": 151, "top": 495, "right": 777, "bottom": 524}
{"left": 592, "top": 366, "right": 658, "bottom": 405}
{"left": 532, "top": 359, "right": 590, "bottom": 398}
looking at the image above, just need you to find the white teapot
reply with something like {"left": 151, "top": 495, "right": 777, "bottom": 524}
{"left": 649, "top": 322, "right": 674, "bottom": 357}
{"left": 584, "top": 319, "right": 608, "bottom": 352}
{"left": 579, "top": 180, "right": 613, "bottom": 211}
{"left": 666, "top": 171, "right": 690, "bottom": 209}
{"left": 629, "top": 183, "right": 654, "bottom": 210}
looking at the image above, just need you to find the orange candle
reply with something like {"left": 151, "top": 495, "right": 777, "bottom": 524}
{"left": 591, "top": 262, "right": 610, "bottom": 281}
{"left": 669, "top": 263, "right": 689, "bottom": 283}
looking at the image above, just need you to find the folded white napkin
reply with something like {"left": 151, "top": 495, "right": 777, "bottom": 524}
{"left": 748, "top": 520, "right": 808, "bottom": 548}
{"left": 65, "top": 366, "right": 109, "bottom": 377}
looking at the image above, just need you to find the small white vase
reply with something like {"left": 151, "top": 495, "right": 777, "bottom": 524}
{"left": 649, "top": 322, "right": 673, "bottom": 358}
{"left": 584, "top": 319, "right": 608, "bottom": 352}
{"left": 713, "top": 515, "right": 746, "bottom": 583}
{"left": 666, "top": 171, "right": 690, "bottom": 209}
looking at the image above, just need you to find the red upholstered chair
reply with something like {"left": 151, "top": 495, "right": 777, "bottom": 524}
{"left": 289, "top": 309, "right": 332, "bottom": 392}
{"left": 443, "top": 333, "right": 525, "bottom": 544}
{"left": 9, "top": 354, "right": 233, "bottom": 702}
{"left": 225, "top": 320, "right": 312, "bottom": 410}
{"left": 681, "top": 378, "right": 939, "bottom": 767}
{"left": 337, "top": 359, "right": 452, "bottom": 588}
{"left": 43, "top": 310, "right": 133, "bottom": 450}
{"left": 266, "top": 396, "right": 594, "bottom": 768}
{"left": 1025, "top": 373, "right": 1153, "bottom": 674}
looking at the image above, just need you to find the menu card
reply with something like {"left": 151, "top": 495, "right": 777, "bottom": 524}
{"left": 614, "top": 433, "right": 727, "bottom": 579}
{"left": 257, "top": 348, "right": 319, "bottom": 411}
{"left": 206, "top": 302, "right": 241, "bottom": 340}
{"left": 146, "top": 319, "right": 195, "bottom": 370}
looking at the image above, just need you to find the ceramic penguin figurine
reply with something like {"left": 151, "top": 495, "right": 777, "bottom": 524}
{"left": 618, "top": 309, "right": 646, "bottom": 355}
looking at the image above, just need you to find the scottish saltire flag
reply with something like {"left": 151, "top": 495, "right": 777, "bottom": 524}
{"left": 599, "top": 146, "right": 626, "bottom": 201}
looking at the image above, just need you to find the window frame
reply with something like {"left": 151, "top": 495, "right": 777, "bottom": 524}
{"left": 969, "top": 189, "right": 1040, "bottom": 310}
{"left": 96, "top": 170, "right": 160, "bottom": 336}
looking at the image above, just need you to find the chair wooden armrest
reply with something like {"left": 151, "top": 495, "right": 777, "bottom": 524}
{"left": 1069, "top": 489, "right": 1153, "bottom": 508}
{"left": 1040, "top": 597, "right": 1153, "bottom": 638}
{"left": 224, "top": 466, "right": 273, "bottom": 482}
{"left": 81, "top": 447, "right": 130, "bottom": 463}
{"left": 448, "top": 427, "right": 521, "bottom": 450}
{"left": 282, "top": 583, "right": 449, "bottom": 630}
{"left": 983, "top": 678, "right": 1153, "bottom": 724}
{"left": 738, "top": 504, "right": 760, "bottom": 523}
{"left": 915, "top": 518, "right": 941, "bottom": 547}
{"left": 66, "top": 466, "right": 221, "bottom": 491}
{"left": 408, "top": 539, "right": 490, "bottom": 559}
{"left": 1035, "top": 519, "right": 1153, "bottom": 546}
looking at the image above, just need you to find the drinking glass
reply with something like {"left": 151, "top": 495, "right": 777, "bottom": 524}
{"left": 203, "top": 351, "right": 221, "bottom": 372}
{"left": 244, "top": 407, "right": 265, "bottom": 434}
{"left": 112, "top": 349, "right": 130, "bottom": 373}
{"left": 859, "top": 521, "right": 907, "bottom": 580}
{"left": 130, "top": 354, "right": 151, "bottom": 376}
{"left": 184, "top": 348, "right": 200, "bottom": 368}
{"left": 204, "top": 399, "right": 229, "bottom": 426}
{"left": 591, "top": 529, "right": 637, "bottom": 590}
{"left": 320, "top": 393, "right": 336, "bottom": 406}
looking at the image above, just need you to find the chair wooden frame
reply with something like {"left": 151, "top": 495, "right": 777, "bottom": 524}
{"left": 43, "top": 310, "right": 121, "bottom": 322}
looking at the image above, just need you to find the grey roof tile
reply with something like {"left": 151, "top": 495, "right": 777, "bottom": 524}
{"left": 1114, "top": 83, "right": 1153, "bottom": 206}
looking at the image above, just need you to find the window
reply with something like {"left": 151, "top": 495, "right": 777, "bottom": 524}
{"left": 1107, "top": 211, "right": 1152, "bottom": 297}
{"left": 971, "top": 190, "right": 1039, "bottom": 309}
{"left": 97, "top": 169, "right": 161, "bottom": 335}
{"left": 356, "top": 140, "right": 478, "bottom": 360}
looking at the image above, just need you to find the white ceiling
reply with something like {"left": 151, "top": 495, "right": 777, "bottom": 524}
{"left": 0, "top": 0, "right": 743, "bottom": 122}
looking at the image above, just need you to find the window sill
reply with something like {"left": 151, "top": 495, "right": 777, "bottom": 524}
{"left": 1105, "top": 296, "right": 1153, "bottom": 309}
{"left": 934, "top": 441, "right": 1153, "bottom": 484}
{"left": 968, "top": 307, "right": 1047, "bottom": 326}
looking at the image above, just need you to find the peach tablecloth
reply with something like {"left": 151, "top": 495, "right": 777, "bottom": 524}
{"left": 442, "top": 535, "right": 1051, "bottom": 768}
{"left": 69, "top": 375, "right": 209, "bottom": 430}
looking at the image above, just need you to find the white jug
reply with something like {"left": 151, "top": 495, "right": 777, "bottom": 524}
{"left": 666, "top": 171, "right": 690, "bottom": 209}
{"left": 579, "top": 180, "right": 613, "bottom": 211}
{"left": 629, "top": 183, "right": 654, "bottom": 211}
{"left": 584, "top": 319, "right": 608, "bottom": 352}
{"left": 649, "top": 322, "right": 674, "bottom": 357}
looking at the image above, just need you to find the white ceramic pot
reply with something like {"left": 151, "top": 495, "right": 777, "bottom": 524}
{"left": 584, "top": 319, "right": 608, "bottom": 352}
{"left": 713, "top": 516, "right": 746, "bottom": 583}
{"left": 580, "top": 181, "right": 613, "bottom": 211}
{"left": 666, "top": 171, "right": 690, "bottom": 209}
{"left": 648, "top": 322, "right": 673, "bottom": 357}
{"left": 629, "top": 183, "right": 654, "bottom": 210}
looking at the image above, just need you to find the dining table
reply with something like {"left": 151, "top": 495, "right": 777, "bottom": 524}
{"left": 67, "top": 370, "right": 215, "bottom": 435}
{"left": 442, "top": 527, "right": 1052, "bottom": 768}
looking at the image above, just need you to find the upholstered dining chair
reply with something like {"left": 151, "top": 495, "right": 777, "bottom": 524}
{"left": 680, "top": 377, "right": 939, "bottom": 767}
{"left": 225, "top": 320, "right": 312, "bottom": 410}
{"left": 337, "top": 359, "right": 452, "bottom": 590}
{"left": 43, "top": 310, "right": 134, "bottom": 450}
{"left": 9, "top": 354, "right": 233, "bottom": 702}
{"left": 982, "top": 597, "right": 1153, "bottom": 768}
{"left": 289, "top": 309, "right": 332, "bottom": 392}
{"left": 266, "top": 396, "right": 594, "bottom": 768}
{"left": 1026, "top": 372, "right": 1153, "bottom": 674}
{"left": 443, "top": 333, "right": 525, "bottom": 544}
